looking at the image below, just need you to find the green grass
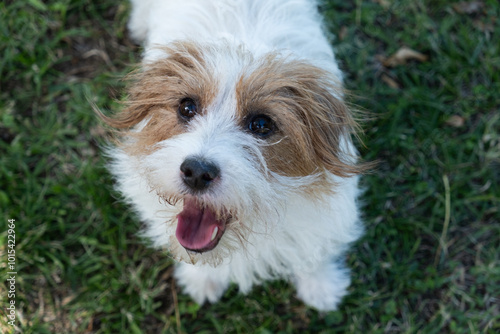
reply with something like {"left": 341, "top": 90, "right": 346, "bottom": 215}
{"left": 1, "top": 0, "right": 499, "bottom": 333}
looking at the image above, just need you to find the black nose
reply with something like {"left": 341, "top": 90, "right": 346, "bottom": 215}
{"left": 180, "top": 157, "right": 220, "bottom": 191}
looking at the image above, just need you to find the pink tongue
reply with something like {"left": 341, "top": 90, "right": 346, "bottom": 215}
{"left": 175, "top": 198, "right": 224, "bottom": 251}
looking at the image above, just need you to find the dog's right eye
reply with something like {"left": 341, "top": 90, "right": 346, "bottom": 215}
{"left": 248, "top": 114, "right": 275, "bottom": 137}
{"left": 178, "top": 98, "right": 198, "bottom": 120}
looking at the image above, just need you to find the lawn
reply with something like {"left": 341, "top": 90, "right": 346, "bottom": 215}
{"left": 0, "top": 0, "right": 498, "bottom": 333}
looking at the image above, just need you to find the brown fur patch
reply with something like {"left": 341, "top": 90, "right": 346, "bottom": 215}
{"left": 101, "top": 42, "right": 369, "bottom": 177}
{"left": 236, "top": 54, "right": 366, "bottom": 178}
{"left": 100, "top": 42, "right": 218, "bottom": 155}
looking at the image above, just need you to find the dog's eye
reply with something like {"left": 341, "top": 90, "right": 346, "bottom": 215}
{"left": 248, "top": 115, "right": 275, "bottom": 137}
{"left": 178, "top": 98, "right": 198, "bottom": 120}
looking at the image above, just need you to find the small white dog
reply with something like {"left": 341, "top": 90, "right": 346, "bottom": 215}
{"left": 104, "top": 0, "right": 366, "bottom": 311}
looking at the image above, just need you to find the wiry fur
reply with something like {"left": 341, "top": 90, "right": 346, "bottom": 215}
{"left": 104, "top": 0, "right": 366, "bottom": 311}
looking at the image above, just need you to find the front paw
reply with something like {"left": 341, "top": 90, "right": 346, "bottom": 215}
{"left": 294, "top": 262, "right": 351, "bottom": 311}
{"left": 174, "top": 263, "right": 229, "bottom": 304}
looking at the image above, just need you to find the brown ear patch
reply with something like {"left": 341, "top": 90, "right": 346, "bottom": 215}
{"left": 99, "top": 42, "right": 218, "bottom": 155}
{"left": 100, "top": 43, "right": 369, "bottom": 176}
{"left": 236, "top": 54, "right": 366, "bottom": 178}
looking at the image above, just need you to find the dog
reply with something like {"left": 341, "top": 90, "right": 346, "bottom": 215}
{"left": 103, "top": 0, "right": 366, "bottom": 311}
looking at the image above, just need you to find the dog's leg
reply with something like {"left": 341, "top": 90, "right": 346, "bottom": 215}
{"left": 293, "top": 259, "right": 351, "bottom": 312}
{"left": 174, "top": 262, "right": 231, "bottom": 305}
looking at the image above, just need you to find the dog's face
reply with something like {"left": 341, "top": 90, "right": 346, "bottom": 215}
{"left": 106, "top": 41, "right": 360, "bottom": 265}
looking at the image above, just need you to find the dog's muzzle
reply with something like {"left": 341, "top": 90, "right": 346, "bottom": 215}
{"left": 176, "top": 157, "right": 226, "bottom": 252}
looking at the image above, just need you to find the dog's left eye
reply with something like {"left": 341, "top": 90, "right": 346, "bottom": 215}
{"left": 178, "top": 98, "right": 198, "bottom": 120}
{"left": 248, "top": 115, "right": 275, "bottom": 137}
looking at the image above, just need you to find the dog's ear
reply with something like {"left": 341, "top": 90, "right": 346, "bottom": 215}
{"left": 95, "top": 64, "right": 164, "bottom": 131}
{"left": 98, "top": 42, "right": 213, "bottom": 131}
{"left": 97, "top": 42, "right": 219, "bottom": 155}
{"left": 238, "top": 56, "right": 368, "bottom": 177}
{"left": 280, "top": 62, "right": 366, "bottom": 177}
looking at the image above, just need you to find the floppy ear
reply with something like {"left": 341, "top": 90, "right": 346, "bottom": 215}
{"left": 96, "top": 42, "right": 218, "bottom": 154}
{"left": 236, "top": 55, "right": 368, "bottom": 178}
{"left": 281, "top": 62, "right": 366, "bottom": 177}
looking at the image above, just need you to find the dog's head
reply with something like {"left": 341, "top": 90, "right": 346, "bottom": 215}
{"left": 104, "top": 41, "right": 363, "bottom": 265}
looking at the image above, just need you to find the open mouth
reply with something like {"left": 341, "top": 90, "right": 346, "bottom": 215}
{"left": 175, "top": 197, "right": 228, "bottom": 253}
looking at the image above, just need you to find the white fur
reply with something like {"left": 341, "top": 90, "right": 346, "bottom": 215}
{"left": 128, "top": 0, "right": 343, "bottom": 80}
{"left": 109, "top": 0, "right": 363, "bottom": 311}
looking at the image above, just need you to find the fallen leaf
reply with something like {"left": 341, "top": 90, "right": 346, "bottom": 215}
{"left": 62, "top": 294, "right": 76, "bottom": 306}
{"left": 473, "top": 19, "right": 494, "bottom": 32}
{"left": 373, "top": 0, "right": 391, "bottom": 9}
{"left": 445, "top": 115, "right": 465, "bottom": 128}
{"left": 452, "top": 1, "right": 484, "bottom": 14}
{"left": 382, "top": 47, "right": 428, "bottom": 67}
{"left": 381, "top": 74, "right": 400, "bottom": 89}
{"left": 338, "top": 26, "right": 348, "bottom": 41}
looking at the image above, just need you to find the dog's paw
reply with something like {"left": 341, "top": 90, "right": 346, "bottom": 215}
{"left": 293, "top": 261, "right": 351, "bottom": 312}
{"left": 174, "top": 263, "right": 230, "bottom": 305}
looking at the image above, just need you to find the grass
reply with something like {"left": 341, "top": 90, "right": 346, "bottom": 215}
{"left": 0, "top": 0, "right": 498, "bottom": 333}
